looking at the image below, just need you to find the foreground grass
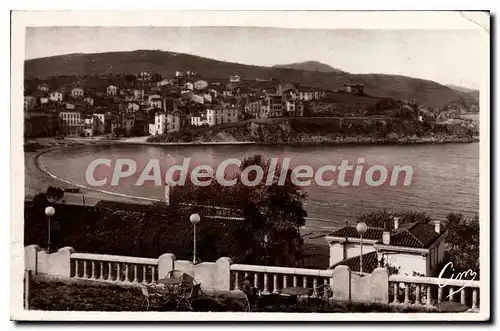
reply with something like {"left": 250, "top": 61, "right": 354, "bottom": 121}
{"left": 29, "top": 280, "right": 430, "bottom": 313}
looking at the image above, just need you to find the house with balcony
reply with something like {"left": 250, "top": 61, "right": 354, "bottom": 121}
{"left": 37, "top": 83, "right": 50, "bottom": 93}
{"left": 70, "top": 87, "right": 84, "bottom": 99}
{"left": 244, "top": 99, "right": 262, "bottom": 119}
{"left": 326, "top": 218, "right": 446, "bottom": 277}
{"left": 137, "top": 71, "right": 152, "bottom": 81}
{"left": 261, "top": 94, "right": 284, "bottom": 118}
{"left": 343, "top": 83, "right": 365, "bottom": 94}
{"left": 152, "top": 110, "right": 185, "bottom": 135}
{"left": 24, "top": 96, "right": 37, "bottom": 110}
{"left": 59, "top": 111, "right": 83, "bottom": 135}
{"left": 229, "top": 74, "right": 241, "bottom": 83}
{"left": 285, "top": 100, "right": 304, "bottom": 117}
{"left": 49, "top": 91, "right": 63, "bottom": 102}
{"left": 106, "top": 85, "right": 118, "bottom": 96}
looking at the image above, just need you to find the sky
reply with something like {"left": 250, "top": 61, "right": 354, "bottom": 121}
{"left": 25, "top": 26, "right": 482, "bottom": 89}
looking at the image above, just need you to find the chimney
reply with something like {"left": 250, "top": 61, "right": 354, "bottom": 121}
{"left": 382, "top": 230, "right": 390, "bottom": 245}
{"left": 434, "top": 220, "right": 441, "bottom": 234}
{"left": 394, "top": 217, "right": 399, "bottom": 230}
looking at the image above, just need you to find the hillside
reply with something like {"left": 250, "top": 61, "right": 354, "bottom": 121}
{"left": 273, "top": 61, "right": 344, "bottom": 73}
{"left": 446, "top": 84, "right": 479, "bottom": 101}
{"left": 24, "top": 49, "right": 473, "bottom": 107}
{"left": 446, "top": 84, "right": 478, "bottom": 94}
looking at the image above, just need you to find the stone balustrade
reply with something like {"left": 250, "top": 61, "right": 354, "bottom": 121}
{"left": 70, "top": 253, "right": 159, "bottom": 285}
{"left": 388, "top": 274, "right": 480, "bottom": 310}
{"left": 24, "top": 245, "right": 480, "bottom": 311}
{"left": 230, "top": 264, "right": 334, "bottom": 297}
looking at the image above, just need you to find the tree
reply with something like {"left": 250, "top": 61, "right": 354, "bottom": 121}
{"left": 441, "top": 213, "right": 479, "bottom": 274}
{"left": 172, "top": 154, "right": 307, "bottom": 266}
{"left": 357, "top": 210, "right": 432, "bottom": 229}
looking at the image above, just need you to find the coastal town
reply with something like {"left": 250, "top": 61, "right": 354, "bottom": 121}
{"left": 21, "top": 66, "right": 481, "bottom": 315}
{"left": 16, "top": 20, "right": 485, "bottom": 320}
{"left": 24, "top": 70, "right": 325, "bottom": 138}
{"left": 24, "top": 68, "right": 445, "bottom": 141}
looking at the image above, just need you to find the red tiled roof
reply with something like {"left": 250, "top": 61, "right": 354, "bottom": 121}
{"left": 377, "top": 222, "right": 441, "bottom": 248}
{"left": 328, "top": 226, "right": 385, "bottom": 240}
{"left": 330, "top": 251, "right": 379, "bottom": 273}
{"left": 329, "top": 222, "right": 442, "bottom": 249}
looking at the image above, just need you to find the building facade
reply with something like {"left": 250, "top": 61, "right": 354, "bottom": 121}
{"left": 71, "top": 87, "right": 84, "bottom": 99}
{"left": 59, "top": 111, "right": 83, "bottom": 135}
{"left": 326, "top": 218, "right": 446, "bottom": 277}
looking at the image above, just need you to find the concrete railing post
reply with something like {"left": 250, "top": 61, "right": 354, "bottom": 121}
{"left": 24, "top": 245, "right": 43, "bottom": 274}
{"left": 331, "top": 265, "right": 351, "bottom": 301}
{"left": 158, "top": 253, "right": 176, "bottom": 279}
{"left": 214, "top": 257, "right": 232, "bottom": 292}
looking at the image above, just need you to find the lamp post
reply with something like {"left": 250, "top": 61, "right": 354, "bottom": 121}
{"left": 45, "top": 206, "right": 55, "bottom": 253}
{"left": 264, "top": 234, "right": 269, "bottom": 266}
{"left": 190, "top": 213, "right": 200, "bottom": 264}
{"left": 356, "top": 222, "right": 367, "bottom": 274}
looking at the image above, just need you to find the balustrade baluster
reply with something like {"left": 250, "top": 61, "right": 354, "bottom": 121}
{"left": 107, "top": 262, "right": 112, "bottom": 281}
{"left": 273, "top": 274, "right": 279, "bottom": 294}
{"left": 392, "top": 283, "right": 399, "bottom": 304}
{"left": 133, "top": 265, "right": 138, "bottom": 283}
{"left": 99, "top": 262, "right": 104, "bottom": 280}
{"left": 415, "top": 285, "right": 421, "bottom": 305}
{"left": 313, "top": 278, "right": 319, "bottom": 297}
{"left": 91, "top": 261, "right": 96, "bottom": 279}
{"left": 303, "top": 276, "right": 307, "bottom": 288}
{"left": 472, "top": 289, "right": 478, "bottom": 309}
{"left": 283, "top": 275, "right": 288, "bottom": 288}
{"left": 293, "top": 275, "right": 298, "bottom": 287}
{"left": 142, "top": 266, "right": 147, "bottom": 283}
{"left": 254, "top": 273, "right": 259, "bottom": 289}
{"left": 124, "top": 264, "right": 130, "bottom": 282}
{"left": 234, "top": 272, "right": 240, "bottom": 291}
{"left": 461, "top": 288, "right": 466, "bottom": 305}
{"left": 74, "top": 260, "right": 80, "bottom": 278}
{"left": 151, "top": 266, "right": 156, "bottom": 283}
{"left": 426, "top": 285, "right": 432, "bottom": 306}
{"left": 449, "top": 287, "right": 455, "bottom": 301}
{"left": 116, "top": 263, "right": 121, "bottom": 282}
{"left": 403, "top": 283, "right": 410, "bottom": 305}
{"left": 244, "top": 272, "right": 249, "bottom": 280}
{"left": 437, "top": 287, "right": 443, "bottom": 303}
{"left": 263, "top": 273, "right": 269, "bottom": 294}
{"left": 83, "top": 260, "right": 88, "bottom": 278}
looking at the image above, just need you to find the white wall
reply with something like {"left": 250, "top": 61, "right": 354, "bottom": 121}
{"left": 385, "top": 252, "right": 427, "bottom": 276}
{"left": 345, "top": 242, "right": 376, "bottom": 259}
{"left": 328, "top": 241, "right": 376, "bottom": 267}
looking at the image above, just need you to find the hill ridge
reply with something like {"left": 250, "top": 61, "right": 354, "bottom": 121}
{"left": 25, "top": 49, "right": 472, "bottom": 107}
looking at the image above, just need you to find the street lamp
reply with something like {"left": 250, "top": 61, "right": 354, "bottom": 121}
{"left": 190, "top": 213, "right": 200, "bottom": 264}
{"left": 264, "top": 234, "right": 269, "bottom": 265}
{"left": 356, "top": 222, "right": 368, "bottom": 274}
{"left": 45, "top": 206, "right": 55, "bottom": 253}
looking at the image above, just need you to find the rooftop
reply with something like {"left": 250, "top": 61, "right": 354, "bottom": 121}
{"left": 328, "top": 221, "right": 442, "bottom": 249}
{"left": 330, "top": 251, "right": 379, "bottom": 273}
{"left": 376, "top": 222, "right": 441, "bottom": 248}
{"left": 328, "top": 226, "right": 385, "bottom": 240}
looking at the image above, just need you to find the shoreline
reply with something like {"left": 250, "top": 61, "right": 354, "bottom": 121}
{"left": 64, "top": 136, "right": 480, "bottom": 147}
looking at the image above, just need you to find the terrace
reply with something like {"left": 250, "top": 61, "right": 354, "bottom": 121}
{"left": 24, "top": 245, "right": 480, "bottom": 313}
